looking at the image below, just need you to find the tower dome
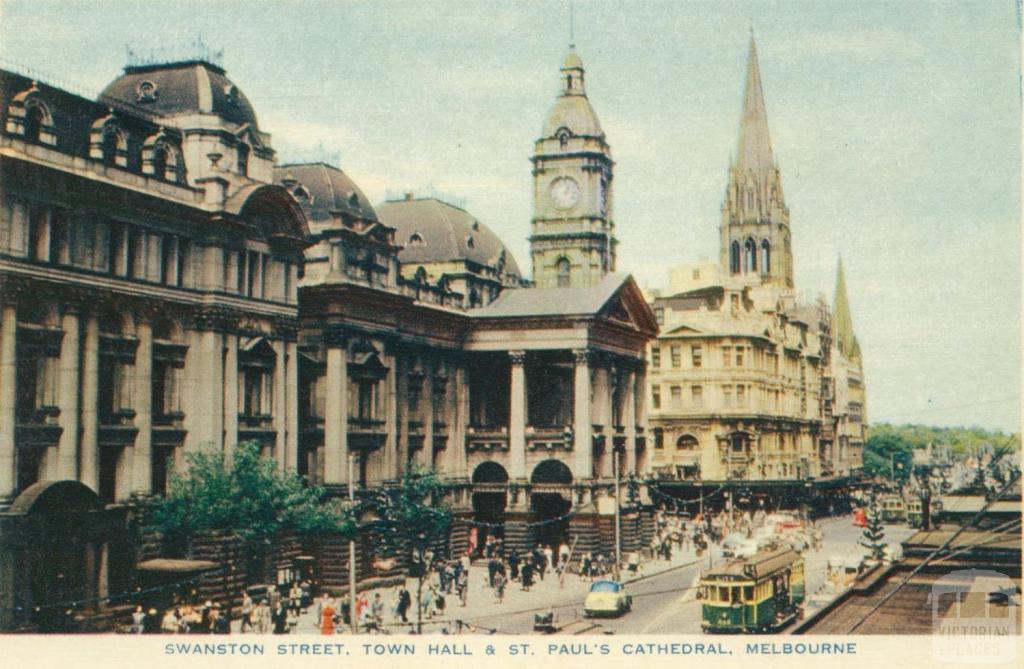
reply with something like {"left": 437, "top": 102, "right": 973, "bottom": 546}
{"left": 541, "top": 47, "right": 603, "bottom": 139}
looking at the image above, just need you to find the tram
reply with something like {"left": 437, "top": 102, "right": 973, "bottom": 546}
{"left": 879, "top": 495, "right": 907, "bottom": 523}
{"left": 699, "top": 548, "right": 805, "bottom": 634}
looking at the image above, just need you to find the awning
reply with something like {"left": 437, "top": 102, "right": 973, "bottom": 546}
{"left": 136, "top": 559, "right": 219, "bottom": 574}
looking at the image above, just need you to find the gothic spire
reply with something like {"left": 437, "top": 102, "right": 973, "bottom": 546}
{"left": 834, "top": 256, "right": 861, "bottom": 360}
{"left": 736, "top": 35, "right": 775, "bottom": 174}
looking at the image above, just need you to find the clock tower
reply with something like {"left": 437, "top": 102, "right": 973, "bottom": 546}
{"left": 530, "top": 46, "right": 616, "bottom": 289}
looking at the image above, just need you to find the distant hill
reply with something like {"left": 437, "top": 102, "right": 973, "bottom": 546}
{"left": 868, "top": 423, "right": 1019, "bottom": 456}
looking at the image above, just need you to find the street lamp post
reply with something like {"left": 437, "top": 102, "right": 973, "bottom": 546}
{"left": 348, "top": 453, "right": 358, "bottom": 634}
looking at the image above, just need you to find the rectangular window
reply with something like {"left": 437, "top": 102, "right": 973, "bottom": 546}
{"left": 691, "top": 385, "right": 703, "bottom": 405}
{"left": 735, "top": 347, "right": 744, "bottom": 367}
{"left": 651, "top": 347, "right": 661, "bottom": 368}
{"left": 237, "top": 250, "right": 247, "bottom": 294}
{"left": 723, "top": 385, "right": 733, "bottom": 407}
{"left": 691, "top": 345, "right": 702, "bottom": 368}
{"left": 27, "top": 205, "right": 48, "bottom": 261}
{"left": 160, "top": 235, "right": 175, "bottom": 284}
{"left": 108, "top": 222, "right": 123, "bottom": 275}
{"left": 49, "top": 208, "right": 69, "bottom": 264}
{"left": 651, "top": 385, "right": 661, "bottom": 410}
{"left": 126, "top": 226, "right": 141, "bottom": 278}
{"left": 358, "top": 380, "right": 376, "bottom": 420}
{"left": 737, "top": 384, "right": 746, "bottom": 406}
{"left": 722, "top": 346, "right": 731, "bottom": 367}
{"left": 655, "top": 308, "right": 664, "bottom": 325}
{"left": 176, "top": 238, "right": 190, "bottom": 287}
{"left": 670, "top": 345, "right": 681, "bottom": 368}
{"left": 670, "top": 385, "right": 682, "bottom": 409}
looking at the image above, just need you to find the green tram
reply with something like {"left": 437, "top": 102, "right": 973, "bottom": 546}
{"left": 700, "top": 548, "right": 805, "bottom": 634}
{"left": 906, "top": 499, "right": 925, "bottom": 527}
{"left": 880, "top": 495, "right": 907, "bottom": 523}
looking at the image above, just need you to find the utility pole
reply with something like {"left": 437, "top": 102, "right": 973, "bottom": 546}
{"left": 613, "top": 446, "right": 621, "bottom": 581}
{"left": 348, "top": 453, "right": 358, "bottom": 634}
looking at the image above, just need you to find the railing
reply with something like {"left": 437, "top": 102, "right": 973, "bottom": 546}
{"left": 466, "top": 425, "right": 509, "bottom": 452}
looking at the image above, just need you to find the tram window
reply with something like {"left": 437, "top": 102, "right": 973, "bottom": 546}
{"left": 719, "top": 586, "right": 729, "bottom": 601}
{"left": 731, "top": 587, "right": 741, "bottom": 603}
{"left": 744, "top": 586, "right": 754, "bottom": 600}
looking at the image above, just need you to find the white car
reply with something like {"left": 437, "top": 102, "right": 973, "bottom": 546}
{"left": 721, "top": 535, "right": 758, "bottom": 558}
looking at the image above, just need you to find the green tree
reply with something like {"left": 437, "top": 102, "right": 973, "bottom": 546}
{"left": 859, "top": 490, "right": 887, "bottom": 562}
{"left": 151, "top": 441, "right": 355, "bottom": 544}
{"left": 367, "top": 466, "right": 452, "bottom": 633}
{"left": 863, "top": 431, "right": 913, "bottom": 481}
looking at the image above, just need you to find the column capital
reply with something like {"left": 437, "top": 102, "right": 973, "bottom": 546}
{"left": 322, "top": 323, "right": 349, "bottom": 348}
{"left": 272, "top": 315, "right": 300, "bottom": 342}
{"left": 573, "top": 349, "right": 592, "bottom": 366}
{"left": 0, "top": 275, "right": 31, "bottom": 307}
{"left": 192, "top": 306, "right": 239, "bottom": 332}
{"left": 508, "top": 350, "right": 527, "bottom": 366}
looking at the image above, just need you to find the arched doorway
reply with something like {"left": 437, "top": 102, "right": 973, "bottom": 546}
{"left": 471, "top": 462, "right": 509, "bottom": 554}
{"left": 529, "top": 460, "right": 573, "bottom": 551}
{"left": 7, "top": 481, "right": 105, "bottom": 632}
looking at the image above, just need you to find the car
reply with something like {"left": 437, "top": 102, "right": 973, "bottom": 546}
{"left": 721, "top": 535, "right": 759, "bottom": 559}
{"left": 583, "top": 580, "right": 632, "bottom": 617}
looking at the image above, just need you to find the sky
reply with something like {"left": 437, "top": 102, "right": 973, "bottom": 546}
{"left": 0, "top": 0, "right": 1020, "bottom": 432}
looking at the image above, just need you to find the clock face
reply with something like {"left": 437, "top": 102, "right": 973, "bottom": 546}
{"left": 550, "top": 177, "right": 581, "bottom": 210}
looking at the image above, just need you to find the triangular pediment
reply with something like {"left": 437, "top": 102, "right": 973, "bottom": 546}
{"left": 597, "top": 275, "right": 659, "bottom": 336}
{"left": 664, "top": 324, "right": 704, "bottom": 336}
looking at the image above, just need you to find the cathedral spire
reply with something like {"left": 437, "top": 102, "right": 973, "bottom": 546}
{"left": 736, "top": 34, "right": 774, "bottom": 174}
{"left": 834, "top": 256, "right": 861, "bottom": 360}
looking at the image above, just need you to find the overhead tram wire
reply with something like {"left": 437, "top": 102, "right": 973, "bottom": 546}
{"left": 845, "top": 468, "right": 1022, "bottom": 634}
{"left": 934, "top": 434, "right": 1018, "bottom": 518}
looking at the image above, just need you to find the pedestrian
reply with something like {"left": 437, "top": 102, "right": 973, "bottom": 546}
{"left": 581, "top": 552, "right": 592, "bottom": 582}
{"left": 456, "top": 569, "right": 469, "bottom": 606}
{"left": 289, "top": 582, "right": 302, "bottom": 615}
{"left": 240, "top": 591, "right": 254, "bottom": 633}
{"left": 300, "top": 580, "right": 313, "bottom": 613}
{"left": 543, "top": 545, "right": 554, "bottom": 572}
{"left": 434, "top": 587, "right": 446, "bottom": 618}
{"left": 423, "top": 584, "right": 437, "bottom": 619}
{"left": 371, "top": 593, "right": 384, "bottom": 628}
{"left": 396, "top": 587, "right": 411, "bottom": 623}
{"left": 130, "top": 604, "right": 146, "bottom": 634}
{"left": 533, "top": 548, "right": 546, "bottom": 581}
{"left": 320, "top": 594, "right": 336, "bottom": 635}
{"left": 627, "top": 551, "right": 641, "bottom": 577}
{"left": 494, "top": 571, "right": 506, "bottom": 603}
{"left": 508, "top": 549, "right": 520, "bottom": 581}
{"left": 161, "top": 608, "right": 180, "bottom": 634}
{"left": 521, "top": 561, "right": 534, "bottom": 591}
{"left": 212, "top": 605, "right": 230, "bottom": 634}
{"left": 559, "top": 541, "right": 570, "bottom": 568}
{"left": 487, "top": 557, "right": 499, "bottom": 588}
{"left": 256, "top": 599, "right": 271, "bottom": 634}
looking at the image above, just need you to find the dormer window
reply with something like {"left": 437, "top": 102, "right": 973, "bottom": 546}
{"left": 556, "top": 127, "right": 571, "bottom": 149}
{"left": 349, "top": 193, "right": 359, "bottom": 208}
{"left": 465, "top": 235, "right": 475, "bottom": 249}
{"left": 6, "top": 87, "right": 57, "bottom": 146}
{"left": 136, "top": 80, "right": 159, "bottom": 103}
{"left": 291, "top": 185, "right": 310, "bottom": 202}
{"left": 408, "top": 232, "right": 425, "bottom": 247}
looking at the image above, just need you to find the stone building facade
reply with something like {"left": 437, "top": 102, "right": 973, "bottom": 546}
{"left": 645, "top": 38, "right": 867, "bottom": 511}
{"left": 0, "top": 47, "right": 657, "bottom": 629}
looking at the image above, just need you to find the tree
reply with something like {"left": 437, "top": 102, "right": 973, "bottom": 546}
{"left": 151, "top": 441, "right": 355, "bottom": 544}
{"left": 366, "top": 466, "right": 452, "bottom": 633}
{"left": 859, "top": 490, "right": 887, "bottom": 562}
{"left": 864, "top": 431, "right": 913, "bottom": 482}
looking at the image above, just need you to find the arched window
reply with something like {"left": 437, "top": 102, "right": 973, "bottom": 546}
{"left": 760, "top": 239, "right": 771, "bottom": 275}
{"left": 408, "top": 232, "right": 425, "bottom": 247}
{"left": 744, "top": 238, "right": 757, "bottom": 273}
{"left": 556, "top": 257, "right": 571, "bottom": 287}
{"left": 676, "top": 434, "right": 699, "bottom": 450}
{"left": 101, "top": 126, "right": 121, "bottom": 166}
{"left": 151, "top": 144, "right": 169, "bottom": 181}
{"left": 142, "top": 134, "right": 185, "bottom": 183}
{"left": 23, "top": 103, "right": 45, "bottom": 143}
{"left": 729, "top": 240, "right": 741, "bottom": 274}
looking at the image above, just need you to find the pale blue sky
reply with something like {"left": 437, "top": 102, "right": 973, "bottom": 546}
{"left": 0, "top": 1, "right": 1019, "bottom": 431}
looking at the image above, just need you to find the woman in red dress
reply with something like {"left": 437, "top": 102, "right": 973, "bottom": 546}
{"left": 320, "top": 598, "right": 336, "bottom": 635}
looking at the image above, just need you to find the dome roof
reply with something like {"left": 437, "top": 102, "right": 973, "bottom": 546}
{"left": 100, "top": 60, "right": 260, "bottom": 129}
{"left": 542, "top": 94, "right": 603, "bottom": 138}
{"left": 376, "top": 197, "right": 521, "bottom": 278}
{"left": 563, "top": 48, "right": 583, "bottom": 69}
{"left": 273, "top": 162, "right": 378, "bottom": 228}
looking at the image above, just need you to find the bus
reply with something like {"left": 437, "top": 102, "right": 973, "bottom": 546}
{"left": 700, "top": 548, "right": 805, "bottom": 634}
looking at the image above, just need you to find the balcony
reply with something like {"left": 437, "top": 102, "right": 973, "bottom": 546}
{"left": 239, "top": 413, "right": 276, "bottom": 441}
{"left": 526, "top": 426, "right": 572, "bottom": 452}
{"left": 433, "top": 421, "right": 449, "bottom": 451}
{"left": 466, "top": 425, "right": 509, "bottom": 453}
{"left": 349, "top": 417, "right": 387, "bottom": 452}
{"left": 407, "top": 419, "right": 425, "bottom": 451}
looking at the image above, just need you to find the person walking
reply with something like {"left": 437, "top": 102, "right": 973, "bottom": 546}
{"left": 130, "top": 605, "right": 146, "bottom": 634}
{"left": 493, "top": 571, "right": 506, "bottom": 603}
{"left": 558, "top": 542, "right": 570, "bottom": 569}
{"left": 212, "top": 605, "right": 230, "bottom": 634}
{"left": 521, "top": 561, "right": 534, "bottom": 591}
{"left": 320, "top": 595, "right": 336, "bottom": 635}
{"left": 371, "top": 593, "right": 384, "bottom": 629}
{"left": 161, "top": 608, "right": 180, "bottom": 634}
{"left": 396, "top": 587, "right": 411, "bottom": 624}
{"left": 289, "top": 582, "right": 302, "bottom": 616}
{"left": 508, "top": 549, "right": 520, "bottom": 581}
{"left": 240, "top": 591, "right": 254, "bottom": 633}
{"left": 580, "top": 552, "right": 592, "bottom": 582}
{"left": 456, "top": 569, "right": 469, "bottom": 607}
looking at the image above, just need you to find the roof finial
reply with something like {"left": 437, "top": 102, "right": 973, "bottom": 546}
{"left": 569, "top": 0, "right": 575, "bottom": 48}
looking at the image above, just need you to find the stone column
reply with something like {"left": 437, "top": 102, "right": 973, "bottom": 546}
{"left": 285, "top": 340, "right": 299, "bottom": 471}
{"left": 594, "top": 362, "right": 613, "bottom": 479}
{"left": 79, "top": 313, "right": 100, "bottom": 492}
{"left": 131, "top": 319, "right": 153, "bottom": 495}
{"left": 508, "top": 350, "right": 527, "bottom": 481}
{"left": 0, "top": 303, "right": 18, "bottom": 500}
{"left": 423, "top": 358, "right": 435, "bottom": 470}
{"left": 624, "top": 366, "right": 637, "bottom": 475}
{"left": 222, "top": 333, "right": 238, "bottom": 461}
{"left": 195, "top": 327, "right": 224, "bottom": 451}
{"left": 323, "top": 329, "right": 348, "bottom": 484}
{"left": 573, "top": 350, "right": 592, "bottom": 481}
{"left": 635, "top": 362, "right": 649, "bottom": 475}
{"left": 55, "top": 308, "right": 80, "bottom": 481}
{"left": 384, "top": 343, "right": 399, "bottom": 482}
{"left": 273, "top": 339, "right": 287, "bottom": 471}
{"left": 452, "top": 362, "right": 469, "bottom": 479}
{"left": 396, "top": 354, "right": 410, "bottom": 472}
